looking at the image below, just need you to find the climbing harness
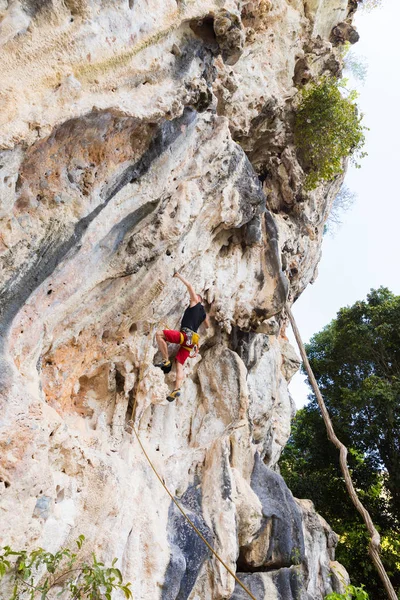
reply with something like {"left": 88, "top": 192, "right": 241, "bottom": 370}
{"left": 286, "top": 304, "right": 397, "bottom": 600}
{"left": 185, "top": 343, "right": 199, "bottom": 358}
{"left": 161, "top": 327, "right": 200, "bottom": 359}
{"left": 127, "top": 332, "right": 258, "bottom": 600}
{"left": 180, "top": 327, "right": 199, "bottom": 347}
{"left": 179, "top": 328, "right": 200, "bottom": 358}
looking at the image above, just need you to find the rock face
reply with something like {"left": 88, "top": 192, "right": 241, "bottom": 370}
{"left": 0, "top": 1, "right": 354, "bottom": 598}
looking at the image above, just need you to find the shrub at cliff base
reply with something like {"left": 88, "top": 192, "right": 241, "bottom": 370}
{"left": 325, "top": 584, "right": 370, "bottom": 600}
{"left": 0, "top": 535, "right": 132, "bottom": 600}
{"left": 294, "top": 77, "right": 367, "bottom": 190}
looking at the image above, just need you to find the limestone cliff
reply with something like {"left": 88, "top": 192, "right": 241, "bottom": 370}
{"left": 0, "top": 1, "right": 356, "bottom": 598}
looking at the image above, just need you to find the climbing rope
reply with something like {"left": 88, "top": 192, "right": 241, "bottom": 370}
{"left": 127, "top": 328, "right": 258, "bottom": 600}
{"left": 286, "top": 304, "right": 397, "bottom": 600}
{"left": 128, "top": 423, "right": 257, "bottom": 600}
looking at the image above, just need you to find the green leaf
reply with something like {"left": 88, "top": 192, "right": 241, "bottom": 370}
{"left": 111, "top": 567, "right": 123, "bottom": 583}
{"left": 122, "top": 584, "right": 133, "bottom": 598}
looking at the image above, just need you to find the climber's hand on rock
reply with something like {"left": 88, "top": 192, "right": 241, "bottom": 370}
{"left": 173, "top": 270, "right": 180, "bottom": 278}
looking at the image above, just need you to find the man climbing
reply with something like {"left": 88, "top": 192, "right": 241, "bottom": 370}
{"left": 155, "top": 272, "right": 209, "bottom": 402}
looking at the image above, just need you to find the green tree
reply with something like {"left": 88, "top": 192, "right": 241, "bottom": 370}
{"left": 294, "top": 77, "right": 367, "bottom": 190}
{"left": 281, "top": 288, "right": 400, "bottom": 599}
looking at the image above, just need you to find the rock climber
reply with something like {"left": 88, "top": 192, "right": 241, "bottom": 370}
{"left": 155, "top": 272, "right": 209, "bottom": 402}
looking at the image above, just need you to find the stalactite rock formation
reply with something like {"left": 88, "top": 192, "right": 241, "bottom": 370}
{"left": 0, "top": 0, "right": 354, "bottom": 598}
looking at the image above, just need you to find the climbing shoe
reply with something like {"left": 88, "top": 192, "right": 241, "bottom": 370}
{"left": 167, "top": 389, "right": 181, "bottom": 402}
{"left": 155, "top": 359, "right": 172, "bottom": 374}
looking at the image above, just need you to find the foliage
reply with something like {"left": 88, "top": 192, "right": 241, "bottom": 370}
{"left": 325, "top": 584, "right": 370, "bottom": 600}
{"left": 325, "top": 185, "right": 357, "bottom": 235}
{"left": 344, "top": 50, "right": 368, "bottom": 85}
{"left": 280, "top": 288, "right": 400, "bottom": 599}
{"left": 294, "top": 77, "right": 367, "bottom": 190}
{"left": 0, "top": 536, "right": 132, "bottom": 600}
{"left": 358, "top": 0, "right": 383, "bottom": 13}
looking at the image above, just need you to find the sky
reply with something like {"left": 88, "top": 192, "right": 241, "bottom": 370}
{"left": 288, "top": 0, "right": 400, "bottom": 407}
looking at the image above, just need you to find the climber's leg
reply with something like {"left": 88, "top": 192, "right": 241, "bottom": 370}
{"left": 167, "top": 348, "right": 189, "bottom": 401}
{"left": 155, "top": 329, "right": 181, "bottom": 371}
{"left": 156, "top": 330, "right": 169, "bottom": 361}
{"left": 175, "top": 360, "right": 184, "bottom": 390}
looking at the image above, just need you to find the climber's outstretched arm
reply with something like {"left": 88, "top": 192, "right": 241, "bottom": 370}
{"left": 173, "top": 272, "right": 199, "bottom": 306}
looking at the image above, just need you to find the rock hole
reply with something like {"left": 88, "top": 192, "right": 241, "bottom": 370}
{"left": 125, "top": 389, "right": 135, "bottom": 424}
{"left": 189, "top": 15, "right": 217, "bottom": 46}
{"left": 166, "top": 249, "right": 171, "bottom": 256}
{"left": 219, "top": 244, "right": 229, "bottom": 258}
{"left": 0, "top": 478, "right": 10, "bottom": 489}
{"left": 47, "top": 289, "right": 52, "bottom": 295}
{"left": 229, "top": 439, "right": 234, "bottom": 464}
{"left": 115, "top": 370, "right": 125, "bottom": 395}
{"left": 56, "top": 486, "right": 65, "bottom": 503}
{"left": 129, "top": 323, "right": 137, "bottom": 334}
